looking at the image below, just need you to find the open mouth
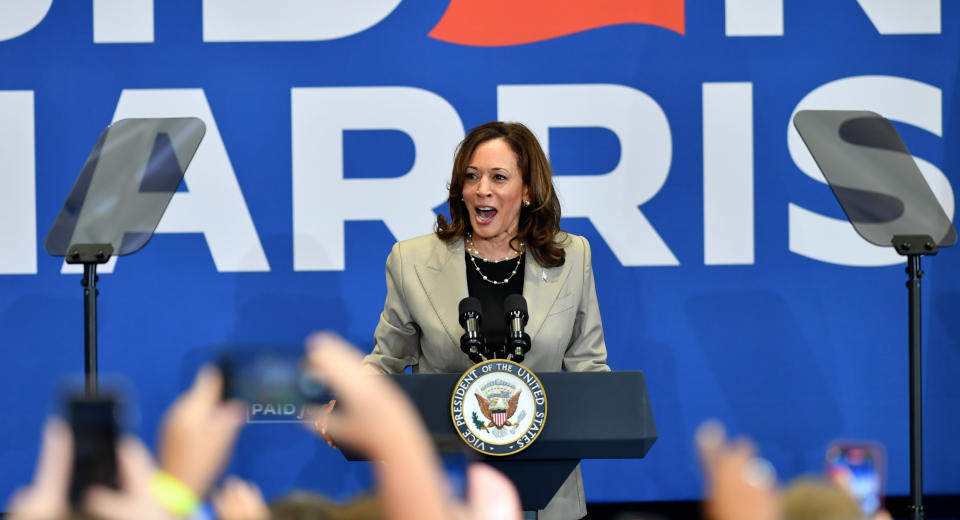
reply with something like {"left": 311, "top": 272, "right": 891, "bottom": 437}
{"left": 476, "top": 206, "right": 497, "bottom": 223}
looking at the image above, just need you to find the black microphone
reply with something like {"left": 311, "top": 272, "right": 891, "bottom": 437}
{"left": 504, "top": 294, "right": 532, "bottom": 363}
{"left": 458, "top": 297, "right": 485, "bottom": 363}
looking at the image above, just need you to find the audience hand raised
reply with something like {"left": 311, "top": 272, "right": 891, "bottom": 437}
{"left": 84, "top": 437, "right": 175, "bottom": 520}
{"left": 7, "top": 418, "right": 72, "bottom": 520}
{"left": 212, "top": 476, "right": 270, "bottom": 520}
{"left": 306, "top": 332, "right": 452, "bottom": 520}
{"left": 158, "top": 365, "right": 246, "bottom": 498}
{"left": 695, "top": 421, "right": 780, "bottom": 520}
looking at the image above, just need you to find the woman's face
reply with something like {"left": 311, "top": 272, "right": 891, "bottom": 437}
{"left": 462, "top": 138, "right": 529, "bottom": 243}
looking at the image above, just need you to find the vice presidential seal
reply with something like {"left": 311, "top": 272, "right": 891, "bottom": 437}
{"left": 450, "top": 359, "right": 547, "bottom": 456}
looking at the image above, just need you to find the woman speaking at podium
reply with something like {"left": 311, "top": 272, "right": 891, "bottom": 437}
{"left": 363, "top": 121, "right": 609, "bottom": 520}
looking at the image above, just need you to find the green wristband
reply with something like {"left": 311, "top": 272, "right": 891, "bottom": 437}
{"left": 149, "top": 471, "right": 199, "bottom": 516}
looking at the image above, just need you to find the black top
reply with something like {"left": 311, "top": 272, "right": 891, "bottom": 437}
{"left": 465, "top": 252, "right": 525, "bottom": 352}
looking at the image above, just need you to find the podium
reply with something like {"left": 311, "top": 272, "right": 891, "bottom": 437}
{"left": 346, "top": 371, "right": 657, "bottom": 510}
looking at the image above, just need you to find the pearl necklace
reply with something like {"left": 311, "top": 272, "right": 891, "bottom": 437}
{"left": 465, "top": 233, "right": 525, "bottom": 285}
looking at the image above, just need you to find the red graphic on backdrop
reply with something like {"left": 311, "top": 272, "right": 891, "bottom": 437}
{"left": 428, "top": 0, "right": 684, "bottom": 47}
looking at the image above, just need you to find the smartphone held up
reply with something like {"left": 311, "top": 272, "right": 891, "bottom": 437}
{"left": 825, "top": 441, "right": 885, "bottom": 516}
{"left": 218, "top": 346, "right": 333, "bottom": 422}
{"left": 66, "top": 394, "right": 121, "bottom": 506}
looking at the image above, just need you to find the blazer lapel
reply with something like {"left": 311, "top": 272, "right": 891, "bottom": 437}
{"left": 414, "top": 237, "right": 468, "bottom": 348}
{"left": 523, "top": 254, "right": 567, "bottom": 342}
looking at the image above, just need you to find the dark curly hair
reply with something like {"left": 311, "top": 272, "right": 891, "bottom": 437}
{"left": 435, "top": 121, "right": 565, "bottom": 268}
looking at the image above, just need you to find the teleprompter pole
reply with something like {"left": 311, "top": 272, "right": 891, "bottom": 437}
{"left": 68, "top": 244, "right": 113, "bottom": 398}
{"left": 82, "top": 263, "right": 99, "bottom": 397}
{"left": 906, "top": 254, "right": 924, "bottom": 520}
{"left": 893, "top": 235, "right": 936, "bottom": 520}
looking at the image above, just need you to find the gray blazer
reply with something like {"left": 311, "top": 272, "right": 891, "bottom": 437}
{"left": 364, "top": 232, "right": 610, "bottom": 375}
{"left": 364, "top": 231, "right": 609, "bottom": 520}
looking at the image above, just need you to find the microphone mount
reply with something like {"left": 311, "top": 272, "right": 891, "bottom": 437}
{"left": 504, "top": 294, "right": 532, "bottom": 363}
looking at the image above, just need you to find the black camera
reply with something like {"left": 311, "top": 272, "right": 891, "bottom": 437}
{"left": 218, "top": 346, "right": 333, "bottom": 407}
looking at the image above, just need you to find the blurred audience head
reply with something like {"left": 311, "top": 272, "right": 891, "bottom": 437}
{"left": 780, "top": 477, "right": 866, "bottom": 520}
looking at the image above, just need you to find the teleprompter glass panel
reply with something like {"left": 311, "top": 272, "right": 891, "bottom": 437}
{"left": 793, "top": 110, "right": 956, "bottom": 247}
{"left": 45, "top": 118, "right": 206, "bottom": 257}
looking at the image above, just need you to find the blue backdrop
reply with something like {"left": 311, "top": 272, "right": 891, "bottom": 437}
{"left": 1, "top": 0, "right": 958, "bottom": 504}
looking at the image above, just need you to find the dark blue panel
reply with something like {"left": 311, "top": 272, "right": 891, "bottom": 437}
{"left": 343, "top": 129, "right": 416, "bottom": 179}
{"left": 549, "top": 127, "right": 620, "bottom": 175}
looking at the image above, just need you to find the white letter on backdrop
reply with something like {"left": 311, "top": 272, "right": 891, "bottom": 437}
{"left": 499, "top": 84, "right": 678, "bottom": 266}
{"left": 0, "top": 0, "right": 52, "bottom": 41}
{"left": 0, "top": 91, "right": 37, "bottom": 274}
{"left": 203, "top": 0, "right": 402, "bottom": 42}
{"left": 292, "top": 86, "right": 463, "bottom": 271}
{"left": 93, "top": 0, "right": 154, "bottom": 43}
{"left": 725, "top": 0, "right": 783, "bottom": 36}
{"left": 725, "top": 0, "right": 939, "bottom": 36}
{"left": 856, "top": 0, "right": 940, "bottom": 34}
{"left": 703, "top": 82, "right": 754, "bottom": 265}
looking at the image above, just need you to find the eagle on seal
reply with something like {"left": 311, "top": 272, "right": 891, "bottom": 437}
{"left": 474, "top": 390, "right": 522, "bottom": 429}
